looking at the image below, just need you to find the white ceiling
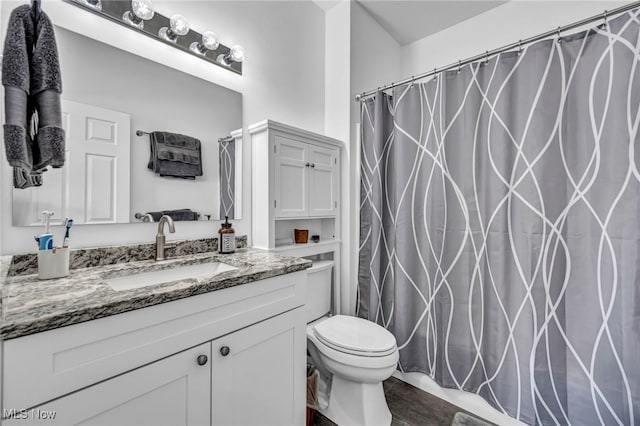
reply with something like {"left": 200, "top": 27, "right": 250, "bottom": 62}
{"left": 356, "top": 1, "right": 508, "bottom": 45}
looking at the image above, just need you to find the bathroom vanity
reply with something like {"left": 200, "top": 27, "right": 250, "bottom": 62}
{"left": 0, "top": 243, "right": 310, "bottom": 425}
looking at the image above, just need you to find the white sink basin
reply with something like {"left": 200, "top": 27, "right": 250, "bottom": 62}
{"left": 105, "top": 262, "right": 238, "bottom": 292}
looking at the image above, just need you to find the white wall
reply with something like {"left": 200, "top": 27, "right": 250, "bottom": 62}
{"left": 347, "top": 2, "right": 403, "bottom": 314}
{"left": 402, "top": 0, "right": 629, "bottom": 77}
{"left": 1, "top": 0, "right": 325, "bottom": 254}
{"left": 322, "top": 0, "right": 403, "bottom": 314}
{"left": 323, "top": 1, "right": 352, "bottom": 314}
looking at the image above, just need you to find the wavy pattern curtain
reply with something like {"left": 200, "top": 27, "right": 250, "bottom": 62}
{"left": 219, "top": 138, "right": 235, "bottom": 218}
{"left": 358, "top": 10, "right": 640, "bottom": 426}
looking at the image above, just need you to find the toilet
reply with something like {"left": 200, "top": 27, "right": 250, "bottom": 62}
{"left": 305, "top": 260, "right": 399, "bottom": 426}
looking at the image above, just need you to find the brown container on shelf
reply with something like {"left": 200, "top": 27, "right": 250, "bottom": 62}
{"left": 294, "top": 229, "right": 309, "bottom": 244}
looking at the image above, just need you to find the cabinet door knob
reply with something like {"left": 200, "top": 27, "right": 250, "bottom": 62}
{"left": 197, "top": 355, "right": 208, "bottom": 366}
{"left": 310, "top": 163, "right": 315, "bottom": 168}
{"left": 220, "top": 346, "right": 231, "bottom": 356}
{"left": 305, "top": 162, "right": 310, "bottom": 167}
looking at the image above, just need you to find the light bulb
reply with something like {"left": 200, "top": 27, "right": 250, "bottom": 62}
{"left": 190, "top": 31, "right": 219, "bottom": 55}
{"left": 217, "top": 44, "right": 245, "bottom": 66}
{"left": 229, "top": 45, "right": 245, "bottom": 63}
{"left": 132, "top": 0, "right": 154, "bottom": 20}
{"left": 201, "top": 31, "right": 220, "bottom": 50}
{"left": 159, "top": 14, "right": 190, "bottom": 42}
{"left": 122, "top": 0, "right": 154, "bottom": 29}
{"left": 170, "top": 15, "right": 190, "bottom": 35}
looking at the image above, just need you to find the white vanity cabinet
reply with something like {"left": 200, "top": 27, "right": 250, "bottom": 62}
{"left": 2, "top": 272, "right": 307, "bottom": 426}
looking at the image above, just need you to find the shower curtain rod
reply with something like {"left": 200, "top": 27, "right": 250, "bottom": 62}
{"left": 355, "top": 1, "right": 640, "bottom": 101}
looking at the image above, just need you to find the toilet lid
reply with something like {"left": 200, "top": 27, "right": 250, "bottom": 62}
{"left": 313, "top": 315, "right": 397, "bottom": 355}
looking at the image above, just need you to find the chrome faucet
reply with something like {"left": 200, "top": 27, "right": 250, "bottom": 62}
{"left": 156, "top": 215, "right": 176, "bottom": 261}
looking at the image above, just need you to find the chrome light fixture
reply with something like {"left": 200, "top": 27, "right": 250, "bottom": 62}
{"left": 64, "top": 0, "right": 244, "bottom": 74}
{"left": 190, "top": 31, "right": 219, "bottom": 55}
{"left": 122, "top": 0, "right": 154, "bottom": 29}
{"left": 159, "top": 14, "right": 190, "bottom": 43}
{"left": 82, "top": 0, "right": 102, "bottom": 11}
{"left": 217, "top": 45, "right": 245, "bottom": 66}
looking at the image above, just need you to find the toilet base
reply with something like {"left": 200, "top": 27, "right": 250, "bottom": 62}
{"left": 320, "top": 375, "right": 392, "bottom": 426}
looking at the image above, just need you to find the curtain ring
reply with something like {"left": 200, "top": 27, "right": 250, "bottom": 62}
{"left": 432, "top": 68, "right": 437, "bottom": 80}
{"left": 457, "top": 60, "right": 462, "bottom": 74}
{"left": 518, "top": 40, "right": 523, "bottom": 56}
{"left": 484, "top": 51, "right": 489, "bottom": 64}
{"left": 602, "top": 10, "right": 608, "bottom": 28}
{"left": 556, "top": 26, "right": 562, "bottom": 43}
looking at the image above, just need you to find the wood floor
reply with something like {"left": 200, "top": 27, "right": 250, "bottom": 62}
{"left": 312, "top": 376, "right": 495, "bottom": 426}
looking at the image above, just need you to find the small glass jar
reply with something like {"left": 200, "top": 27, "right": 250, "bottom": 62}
{"left": 218, "top": 216, "right": 235, "bottom": 254}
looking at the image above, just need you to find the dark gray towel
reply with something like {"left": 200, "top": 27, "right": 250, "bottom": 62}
{"left": 2, "top": 5, "right": 65, "bottom": 188}
{"left": 148, "top": 131, "right": 202, "bottom": 179}
{"left": 147, "top": 209, "right": 200, "bottom": 222}
{"left": 13, "top": 167, "right": 42, "bottom": 189}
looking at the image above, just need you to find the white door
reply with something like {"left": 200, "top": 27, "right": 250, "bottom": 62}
{"left": 64, "top": 100, "right": 130, "bottom": 224}
{"left": 274, "top": 134, "right": 308, "bottom": 217}
{"left": 2, "top": 343, "right": 211, "bottom": 426}
{"left": 308, "top": 144, "right": 338, "bottom": 217}
{"left": 211, "top": 308, "right": 306, "bottom": 426}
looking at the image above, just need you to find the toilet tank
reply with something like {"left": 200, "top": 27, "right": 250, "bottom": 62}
{"left": 306, "top": 260, "right": 334, "bottom": 322}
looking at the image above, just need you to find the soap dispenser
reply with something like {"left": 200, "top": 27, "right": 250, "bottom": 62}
{"left": 218, "top": 216, "right": 235, "bottom": 254}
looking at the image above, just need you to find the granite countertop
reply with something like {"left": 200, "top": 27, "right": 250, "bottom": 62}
{"left": 0, "top": 239, "right": 311, "bottom": 340}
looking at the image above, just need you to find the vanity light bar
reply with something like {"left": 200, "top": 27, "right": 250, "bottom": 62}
{"left": 65, "top": 0, "right": 244, "bottom": 75}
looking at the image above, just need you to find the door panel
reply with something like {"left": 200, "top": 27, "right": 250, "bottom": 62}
{"left": 3, "top": 343, "right": 211, "bottom": 426}
{"left": 274, "top": 135, "right": 307, "bottom": 217}
{"left": 65, "top": 100, "right": 130, "bottom": 224}
{"left": 308, "top": 145, "right": 338, "bottom": 216}
{"left": 211, "top": 308, "right": 306, "bottom": 426}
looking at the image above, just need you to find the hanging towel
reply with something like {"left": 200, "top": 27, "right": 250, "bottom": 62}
{"left": 146, "top": 209, "right": 200, "bottom": 222}
{"left": 13, "top": 167, "right": 42, "bottom": 189}
{"left": 2, "top": 5, "right": 65, "bottom": 188}
{"left": 148, "top": 131, "right": 203, "bottom": 179}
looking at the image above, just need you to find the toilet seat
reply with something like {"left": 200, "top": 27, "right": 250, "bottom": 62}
{"left": 313, "top": 315, "right": 397, "bottom": 357}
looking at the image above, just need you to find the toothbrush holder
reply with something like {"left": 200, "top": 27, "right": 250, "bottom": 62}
{"left": 37, "top": 247, "right": 70, "bottom": 280}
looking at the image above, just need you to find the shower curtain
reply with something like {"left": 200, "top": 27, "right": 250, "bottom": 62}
{"left": 358, "top": 10, "right": 640, "bottom": 426}
{"left": 219, "top": 138, "right": 235, "bottom": 219}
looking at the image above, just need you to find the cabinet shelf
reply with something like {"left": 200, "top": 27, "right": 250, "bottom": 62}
{"left": 274, "top": 239, "right": 340, "bottom": 257}
{"left": 274, "top": 239, "right": 340, "bottom": 251}
{"left": 275, "top": 215, "right": 337, "bottom": 220}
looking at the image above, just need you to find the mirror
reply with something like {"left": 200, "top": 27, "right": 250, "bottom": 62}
{"left": 11, "top": 26, "right": 242, "bottom": 226}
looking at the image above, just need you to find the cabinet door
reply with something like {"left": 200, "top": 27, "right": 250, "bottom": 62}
{"left": 308, "top": 144, "right": 339, "bottom": 216}
{"left": 274, "top": 135, "right": 308, "bottom": 217}
{"left": 3, "top": 344, "right": 211, "bottom": 426}
{"left": 211, "top": 308, "right": 306, "bottom": 426}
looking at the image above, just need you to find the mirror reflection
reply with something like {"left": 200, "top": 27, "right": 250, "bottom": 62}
{"left": 12, "top": 26, "right": 242, "bottom": 226}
